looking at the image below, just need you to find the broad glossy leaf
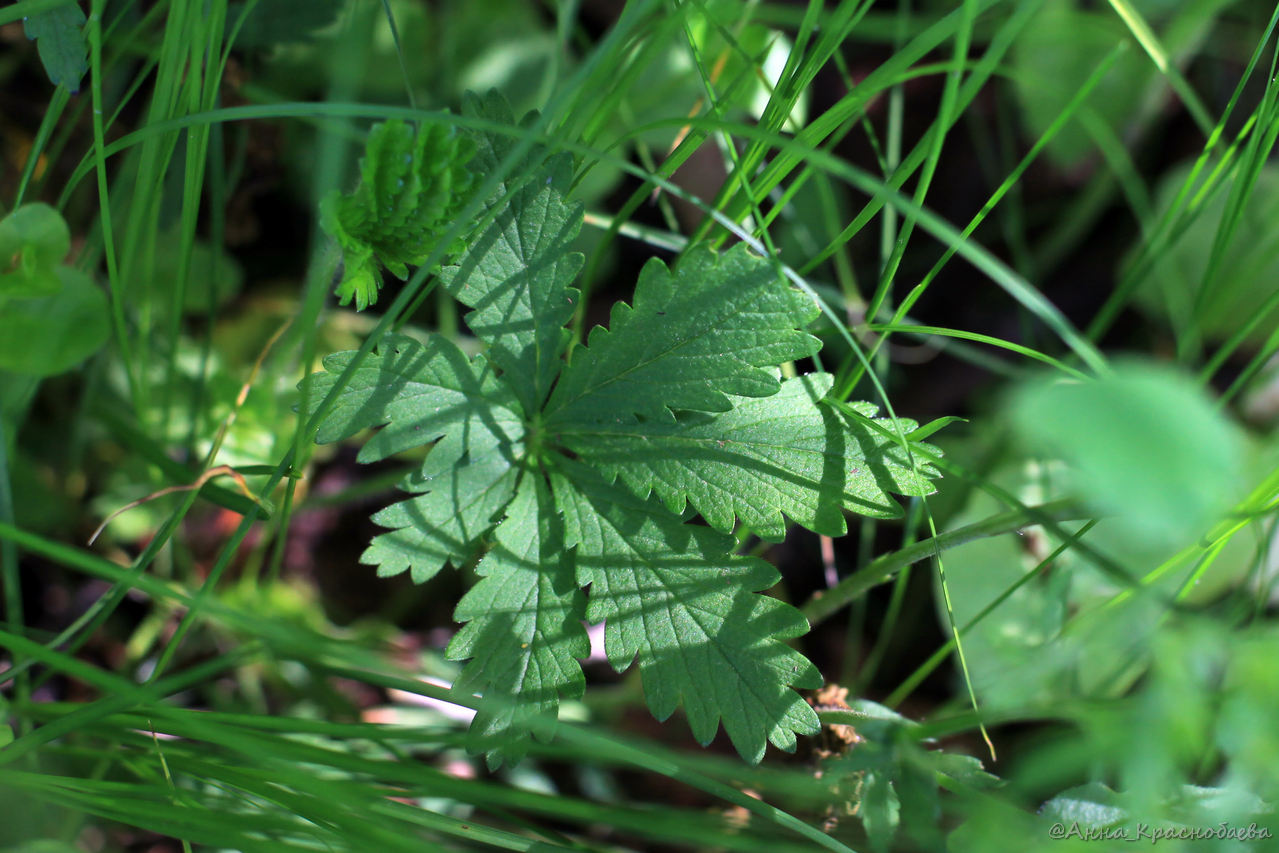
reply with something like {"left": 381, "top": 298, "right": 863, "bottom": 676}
{"left": 560, "top": 373, "right": 939, "bottom": 539}
{"left": 545, "top": 244, "right": 819, "bottom": 425}
{"left": 552, "top": 463, "right": 821, "bottom": 762}
{"left": 448, "top": 475, "right": 588, "bottom": 766}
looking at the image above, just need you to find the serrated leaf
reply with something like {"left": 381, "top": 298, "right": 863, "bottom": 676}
{"left": 436, "top": 96, "right": 583, "bottom": 415}
{"left": 545, "top": 244, "right": 820, "bottom": 425}
{"left": 309, "top": 93, "right": 963, "bottom": 766}
{"left": 23, "top": 3, "right": 87, "bottom": 93}
{"left": 364, "top": 442, "right": 521, "bottom": 584}
{"left": 560, "top": 373, "right": 939, "bottom": 539}
{"left": 304, "top": 334, "right": 524, "bottom": 581}
{"left": 461, "top": 90, "right": 550, "bottom": 198}
{"left": 448, "top": 475, "right": 588, "bottom": 766}
{"left": 550, "top": 462, "right": 821, "bottom": 762}
{"left": 321, "top": 119, "right": 475, "bottom": 310}
{"left": 306, "top": 333, "right": 521, "bottom": 456}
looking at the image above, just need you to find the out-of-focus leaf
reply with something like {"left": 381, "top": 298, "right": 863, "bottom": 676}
{"left": 1, "top": 842, "right": 83, "bottom": 853}
{"left": 1008, "top": 360, "right": 1246, "bottom": 550}
{"left": 0, "top": 204, "right": 70, "bottom": 299}
{"left": 1009, "top": 1, "right": 1151, "bottom": 167}
{"left": 1132, "top": 162, "right": 1279, "bottom": 345}
{"left": 151, "top": 232, "right": 244, "bottom": 315}
{"left": 226, "top": 0, "right": 343, "bottom": 48}
{"left": 860, "top": 771, "right": 901, "bottom": 852}
{"left": 0, "top": 267, "right": 109, "bottom": 376}
{"left": 23, "top": 3, "right": 87, "bottom": 93}
{"left": 1039, "top": 782, "right": 1126, "bottom": 827}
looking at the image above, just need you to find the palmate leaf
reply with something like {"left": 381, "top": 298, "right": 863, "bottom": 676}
{"left": 544, "top": 244, "right": 820, "bottom": 425}
{"left": 551, "top": 462, "right": 822, "bottom": 762}
{"left": 447, "top": 474, "right": 588, "bottom": 765}
{"left": 309, "top": 93, "right": 947, "bottom": 765}
{"left": 559, "top": 373, "right": 939, "bottom": 540}
{"left": 306, "top": 334, "right": 524, "bottom": 582}
{"left": 321, "top": 119, "right": 475, "bottom": 310}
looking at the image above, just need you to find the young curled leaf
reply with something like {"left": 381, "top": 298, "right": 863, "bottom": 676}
{"left": 322, "top": 119, "right": 476, "bottom": 310}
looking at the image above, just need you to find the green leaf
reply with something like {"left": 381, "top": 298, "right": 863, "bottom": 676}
{"left": 150, "top": 230, "right": 244, "bottom": 315}
{"left": 305, "top": 334, "right": 524, "bottom": 582}
{"left": 546, "top": 244, "right": 820, "bottom": 425}
{"left": 447, "top": 475, "right": 588, "bottom": 766}
{"left": 0, "top": 203, "right": 71, "bottom": 299}
{"left": 860, "top": 771, "right": 901, "bottom": 853}
{"left": 0, "top": 266, "right": 108, "bottom": 376}
{"left": 363, "top": 439, "right": 521, "bottom": 584}
{"left": 437, "top": 94, "right": 583, "bottom": 415}
{"left": 307, "top": 333, "right": 521, "bottom": 457}
{"left": 23, "top": 3, "right": 87, "bottom": 93}
{"left": 1131, "top": 161, "right": 1279, "bottom": 345}
{"left": 561, "top": 373, "right": 939, "bottom": 539}
{"left": 226, "top": 0, "right": 343, "bottom": 48}
{"left": 322, "top": 119, "right": 475, "bottom": 310}
{"left": 1, "top": 843, "right": 82, "bottom": 853}
{"left": 1039, "top": 783, "right": 1127, "bottom": 828}
{"left": 551, "top": 462, "right": 821, "bottom": 762}
{"left": 310, "top": 96, "right": 951, "bottom": 765}
{"left": 1009, "top": 1, "right": 1148, "bottom": 168}
{"left": 1008, "top": 360, "right": 1246, "bottom": 551}
{"left": 1009, "top": 1, "right": 1227, "bottom": 169}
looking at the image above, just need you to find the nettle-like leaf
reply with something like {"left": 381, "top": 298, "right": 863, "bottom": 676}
{"left": 448, "top": 474, "right": 588, "bottom": 765}
{"left": 306, "top": 93, "right": 942, "bottom": 765}
{"left": 544, "top": 245, "right": 818, "bottom": 424}
{"left": 321, "top": 118, "right": 476, "bottom": 311}
{"left": 551, "top": 461, "right": 822, "bottom": 762}
{"left": 306, "top": 334, "right": 525, "bottom": 584}
{"left": 437, "top": 91, "right": 584, "bottom": 416}
{"left": 557, "top": 372, "right": 939, "bottom": 540}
